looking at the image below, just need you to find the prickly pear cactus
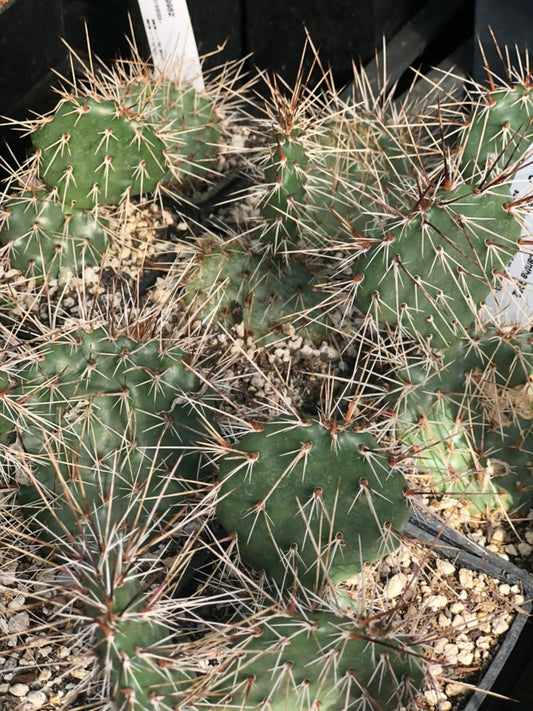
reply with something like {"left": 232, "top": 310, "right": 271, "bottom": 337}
{"left": 457, "top": 83, "right": 533, "bottom": 180}
{"left": 352, "top": 178, "right": 525, "bottom": 352}
{"left": 210, "top": 609, "right": 424, "bottom": 711}
{"left": 1, "top": 327, "right": 209, "bottom": 539}
{"left": 183, "top": 243, "right": 329, "bottom": 344}
{"left": 216, "top": 418, "right": 411, "bottom": 590}
{"left": 84, "top": 574, "right": 193, "bottom": 711}
{"left": 257, "top": 101, "right": 417, "bottom": 256}
{"left": 121, "top": 80, "right": 222, "bottom": 184}
{"left": 391, "top": 329, "right": 533, "bottom": 514}
{"left": 32, "top": 97, "right": 167, "bottom": 209}
{"left": 0, "top": 188, "right": 108, "bottom": 279}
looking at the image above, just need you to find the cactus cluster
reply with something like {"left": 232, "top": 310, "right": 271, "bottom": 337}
{"left": 2, "top": 26, "right": 533, "bottom": 711}
{"left": 347, "top": 72, "right": 533, "bottom": 519}
{"left": 0, "top": 49, "right": 233, "bottom": 287}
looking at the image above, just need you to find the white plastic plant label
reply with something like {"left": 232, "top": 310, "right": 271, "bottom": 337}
{"left": 480, "top": 146, "right": 533, "bottom": 327}
{"left": 136, "top": 0, "right": 204, "bottom": 91}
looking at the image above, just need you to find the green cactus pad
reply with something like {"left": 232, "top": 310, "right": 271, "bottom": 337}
{"left": 210, "top": 610, "right": 424, "bottom": 711}
{"left": 5, "top": 328, "right": 209, "bottom": 540}
{"left": 122, "top": 81, "right": 221, "bottom": 184}
{"left": 216, "top": 419, "right": 411, "bottom": 590}
{"left": 392, "top": 330, "right": 533, "bottom": 514}
{"left": 353, "top": 180, "right": 523, "bottom": 351}
{"left": 32, "top": 97, "right": 167, "bottom": 209}
{"left": 258, "top": 113, "right": 412, "bottom": 255}
{"left": 459, "top": 84, "right": 533, "bottom": 180}
{"left": 0, "top": 189, "right": 108, "bottom": 280}
{"left": 85, "top": 576, "right": 192, "bottom": 711}
{"left": 183, "top": 245, "right": 329, "bottom": 344}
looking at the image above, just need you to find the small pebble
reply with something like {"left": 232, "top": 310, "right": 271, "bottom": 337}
{"left": 384, "top": 572, "right": 408, "bottom": 599}
{"left": 436, "top": 559, "right": 455, "bottom": 576}
{"left": 426, "top": 594, "right": 448, "bottom": 610}
{"left": 449, "top": 602, "right": 465, "bottom": 614}
{"left": 445, "top": 682, "right": 468, "bottom": 697}
{"left": 9, "top": 683, "right": 29, "bottom": 697}
{"left": 433, "top": 637, "right": 450, "bottom": 653}
{"left": 457, "top": 649, "right": 474, "bottom": 666}
{"left": 25, "top": 690, "right": 47, "bottom": 708}
{"left": 8, "top": 611, "right": 30, "bottom": 634}
{"left": 424, "top": 689, "right": 447, "bottom": 705}
{"left": 492, "top": 615, "right": 510, "bottom": 635}
{"left": 7, "top": 594, "right": 26, "bottom": 611}
{"left": 458, "top": 568, "right": 474, "bottom": 588}
{"left": 476, "top": 635, "right": 492, "bottom": 650}
{"left": 491, "top": 527, "right": 506, "bottom": 543}
{"left": 438, "top": 613, "right": 451, "bottom": 627}
{"left": 517, "top": 542, "right": 532, "bottom": 557}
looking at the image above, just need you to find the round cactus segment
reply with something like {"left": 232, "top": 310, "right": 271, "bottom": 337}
{"left": 8, "top": 328, "right": 209, "bottom": 540}
{"left": 122, "top": 81, "right": 221, "bottom": 183}
{"left": 85, "top": 576, "right": 192, "bottom": 711}
{"left": 32, "top": 97, "right": 167, "bottom": 209}
{"left": 0, "top": 189, "right": 108, "bottom": 279}
{"left": 353, "top": 180, "right": 523, "bottom": 351}
{"left": 459, "top": 85, "right": 533, "bottom": 179}
{"left": 183, "top": 245, "right": 329, "bottom": 344}
{"left": 393, "top": 330, "right": 533, "bottom": 514}
{"left": 216, "top": 420, "right": 411, "bottom": 590}
{"left": 212, "top": 610, "right": 424, "bottom": 711}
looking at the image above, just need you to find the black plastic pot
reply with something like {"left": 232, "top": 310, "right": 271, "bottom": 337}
{"left": 0, "top": 0, "right": 137, "bottom": 178}
{"left": 406, "top": 511, "right": 533, "bottom": 711}
{"left": 0, "top": 0, "right": 66, "bottom": 173}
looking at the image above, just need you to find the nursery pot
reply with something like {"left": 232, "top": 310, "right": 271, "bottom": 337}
{"left": 406, "top": 512, "right": 533, "bottom": 710}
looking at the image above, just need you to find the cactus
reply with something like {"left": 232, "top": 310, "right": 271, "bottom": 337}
{"left": 256, "top": 90, "right": 422, "bottom": 257}
{"left": 351, "top": 176, "right": 525, "bottom": 353}
{"left": 120, "top": 80, "right": 222, "bottom": 185}
{"left": 182, "top": 241, "right": 329, "bottom": 344}
{"left": 455, "top": 82, "right": 533, "bottom": 181}
{"left": 0, "top": 187, "right": 109, "bottom": 280}
{"left": 11, "top": 33, "right": 533, "bottom": 711}
{"left": 252, "top": 54, "right": 442, "bottom": 260}
{"left": 0, "top": 326, "right": 226, "bottom": 710}
{"left": 216, "top": 417, "right": 411, "bottom": 591}
{"left": 31, "top": 96, "right": 168, "bottom": 210}
{"left": 389, "top": 328, "right": 533, "bottom": 514}
{"left": 209, "top": 608, "right": 424, "bottom": 711}
{"left": 76, "top": 550, "right": 195, "bottom": 710}
{"left": 0, "top": 327, "right": 211, "bottom": 540}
